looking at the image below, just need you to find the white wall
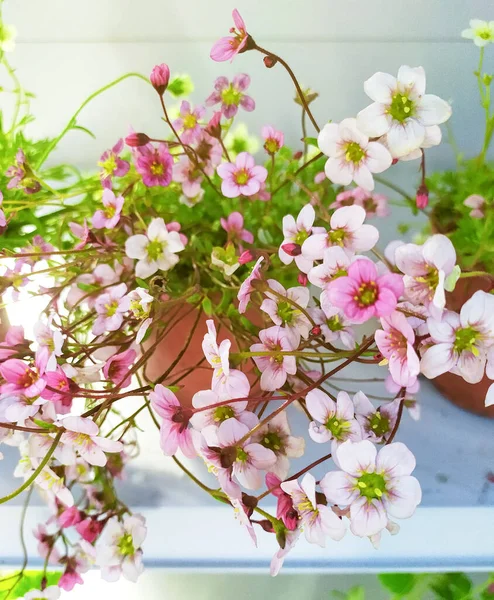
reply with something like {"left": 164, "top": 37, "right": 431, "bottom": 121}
{"left": 2, "top": 1, "right": 493, "bottom": 214}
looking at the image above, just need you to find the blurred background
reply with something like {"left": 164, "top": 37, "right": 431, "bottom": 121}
{"left": 1, "top": 1, "right": 494, "bottom": 597}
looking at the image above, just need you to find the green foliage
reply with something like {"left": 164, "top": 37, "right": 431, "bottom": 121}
{"left": 427, "top": 158, "right": 494, "bottom": 272}
{"left": 0, "top": 570, "right": 62, "bottom": 599}
{"left": 378, "top": 573, "right": 418, "bottom": 595}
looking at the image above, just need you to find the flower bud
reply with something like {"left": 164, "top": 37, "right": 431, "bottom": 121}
{"left": 239, "top": 249, "right": 254, "bottom": 265}
{"left": 281, "top": 242, "right": 302, "bottom": 257}
{"left": 391, "top": 158, "right": 399, "bottom": 165}
{"left": 258, "top": 519, "right": 275, "bottom": 533}
{"left": 415, "top": 184, "right": 429, "bottom": 209}
{"left": 150, "top": 63, "right": 170, "bottom": 95}
{"left": 297, "top": 272, "right": 308, "bottom": 286}
{"left": 205, "top": 111, "right": 223, "bottom": 139}
{"left": 310, "top": 325, "right": 321, "bottom": 336}
{"left": 125, "top": 132, "right": 151, "bottom": 147}
{"left": 263, "top": 55, "right": 277, "bottom": 68}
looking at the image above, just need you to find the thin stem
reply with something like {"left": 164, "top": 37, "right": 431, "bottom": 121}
{"left": 36, "top": 72, "right": 150, "bottom": 169}
{"left": 272, "top": 152, "right": 323, "bottom": 197}
{"left": 0, "top": 431, "right": 63, "bottom": 504}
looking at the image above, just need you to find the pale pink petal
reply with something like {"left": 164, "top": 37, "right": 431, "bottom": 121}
{"left": 336, "top": 440, "right": 377, "bottom": 477}
{"left": 376, "top": 442, "right": 416, "bottom": 477}
{"left": 320, "top": 470, "right": 359, "bottom": 505}
{"left": 383, "top": 475, "right": 422, "bottom": 518}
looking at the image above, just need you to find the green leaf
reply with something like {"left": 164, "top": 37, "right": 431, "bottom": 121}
{"left": 0, "top": 570, "right": 62, "bottom": 598}
{"left": 71, "top": 124, "right": 96, "bottom": 139}
{"left": 135, "top": 278, "right": 150, "bottom": 290}
{"left": 429, "top": 572, "right": 472, "bottom": 600}
{"left": 303, "top": 136, "right": 318, "bottom": 147}
{"left": 202, "top": 296, "right": 213, "bottom": 316}
{"left": 32, "top": 419, "right": 55, "bottom": 430}
{"left": 77, "top": 282, "right": 98, "bottom": 292}
{"left": 332, "top": 587, "right": 365, "bottom": 600}
{"left": 257, "top": 228, "right": 274, "bottom": 245}
{"left": 378, "top": 573, "right": 417, "bottom": 595}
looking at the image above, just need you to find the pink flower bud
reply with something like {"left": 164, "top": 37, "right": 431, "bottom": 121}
{"left": 205, "top": 111, "right": 222, "bottom": 139}
{"left": 298, "top": 272, "right": 308, "bottom": 286}
{"left": 281, "top": 243, "right": 302, "bottom": 257}
{"left": 150, "top": 63, "right": 170, "bottom": 95}
{"left": 239, "top": 249, "right": 254, "bottom": 265}
{"left": 415, "top": 184, "right": 429, "bottom": 209}
{"left": 391, "top": 158, "right": 399, "bottom": 165}
{"left": 125, "top": 132, "right": 151, "bottom": 147}
{"left": 263, "top": 55, "right": 277, "bottom": 68}
{"left": 58, "top": 506, "right": 83, "bottom": 528}
{"left": 310, "top": 325, "right": 321, "bottom": 336}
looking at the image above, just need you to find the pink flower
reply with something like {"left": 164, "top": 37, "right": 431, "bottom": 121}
{"left": 306, "top": 389, "right": 361, "bottom": 451}
{"left": 0, "top": 350, "right": 48, "bottom": 398}
{"left": 221, "top": 211, "right": 254, "bottom": 245}
{"left": 270, "top": 529, "right": 301, "bottom": 577}
{"left": 330, "top": 187, "right": 367, "bottom": 209}
{"left": 310, "top": 306, "right": 356, "bottom": 349}
{"left": 208, "top": 418, "right": 276, "bottom": 491}
{"left": 0, "top": 190, "right": 6, "bottom": 228}
{"left": 58, "top": 506, "right": 83, "bottom": 528}
{"left": 205, "top": 111, "right": 222, "bottom": 139}
{"left": 150, "top": 63, "right": 170, "bottom": 95}
{"left": 92, "top": 188, "right": 124, "bottom": 230}
{"left": 194, "top": 130, "right": 223, "bottom": 169}
{"left": 375, "top": 311, "right": 420, "bottom": 387}
{"left": 206, "top": 74, "right": 255, "bottom": 118}
{"left": 321, "top": 440, "right": 421, "bottom": 538}
{"left": 281, "top": 473, "right": 346, "bottom": 546}
{"left": 253, "top": 412, "right": 305, "bottom": 479}
{"left": 308, "top": 246, "right": 352, "bottom": 290}
{"left": 415, "top": 184, "right": 429, "bottom": 209}
{"left": 395, "top": 234, "right": 457, "bottom": 318}
{"left": 217, "top": 152, "right": 268, "bottom": 198}
{"left": 278, "top": 204, "right": 316, "bottom": 274}
{"left": 250, "top": 326, "right": 297, "bottom": 391}
{"left": 353, "top": 392, "right": 401, "bottom": 442}
{"left": 420, "top": 290, "right": 494, "bottom": 384}
{"left": 0, "top": 325, "right": 25, "bottom": 362}
{"left": 265, "top": 472, "right": 298, "bottom": 531}
{"left": 331, "top": 188, "right": 389, "bottom": 219}
{"left": 125, "top": 132, "right": 151, "bottom": 147}
{"left": 172, "top": 157, "right": 204, "bottom": 198}
{"left": 135, "top": 143, "right": 173, "bottom": 187}
{"left": 40, "top": 368, "right": 75, "bottom": 413}
{"left": 210, "top": 9, "right": 249, "bottom": 62}
{"left": 69, "top": 219, "right": 91, "bottom": 250}
{"left": 237, "top": 256, "right": 264, "bottom": 313}
{"left": 262, "top": 125, "right": 284, "bottom": 154}
{"left": 58, "top": 568, "right": 84, "bottom": 592}
{"left": 173, "top": 101, "right": 205, "bottom": 144}
{"left": 202, "top": 320, "right": 250, "bottom": 399}
{"left": 76, "top": 517, "right": 104, "bottom": 543}
{"left": 464, "top": 194, "right": 485, "bottom": 219}
{"left": 61, "top": 416, "right": 123, "bottom": 466}
{"left": 302, "top": 205, "right": 379, "bottom": 261}
{"left": 260, "top": 279, "right": 311, "bottom": 346}
{"left": 6, "top": 149, "right": 41, "bottom": 194}
{"left": 92, "top": 283, "right": 130, "bottom": 335}
{"left": 150, "top": 384, "right": 196, "bottom": 458}
{"left": 103, "top": 348, "right": 136, "bottom": 388}
{"left": 327, "top": 259, "right": 404, "bottom": 323}
{"left": 97, "top": 139, "right": 130, "bottom": 188}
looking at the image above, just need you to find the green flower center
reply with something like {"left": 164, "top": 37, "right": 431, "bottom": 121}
{"left": 261, "top": 431, "right": 283, "bottom": 452}
{"left": 98, "top": 154, "right": 118, "bottom": 176}
{"left": 355, "top": 282, "right": 378, "bottom": 306}
{"left": 213, "top": 405, "right": 235, "bottom": 422}
{"left": 117, "top": 532, "right": 135, "bottom": 557}
{"left": 264, "top": 139, "right": 280, "bottom": 154}
{"left": 357, "top": 472, "right": 387, "bottom": 500}
{"left": 477, "top": 27, "right": 494, "bottom": 40}
{"left": 388, "top": 93, "right": 415, "bottom": 123}
{"left": 344, "top": 141, "right": 366, "bottom": 164}
{"left": 146, "top": 240, "right": 164, "bottom": 261}
{"left": 105, "top": 300, "right": 120, "bottom": 317}
{"left": 104, "top": 205, "right": 116, "bottom": 219}
{"left": 236, "top": 447, "right": 249, "bottom": 462}
{"left": 234, "top": 168, "right": 250, "bottom": 185}
{"left": 297, "top": 495, "right": 315, "bottom": 514}
{"left": 130, "top": 299, "right": 149, "bottom": 319}
{"left": 329, "top": 228, "right": 346, "bottom": 245}
{"left": 326, "top": 314, "right": 344, "bottom": 332}
{"left": 367, "top": 411, "right": 390, "bottom": 437}
{"left": 453, "top": 326, "right": 480, "bottom": 354}
{"left": 221, "top": 84, "right": 243, "bottom": 106}
{"left": 325, "top": 415, "right": 350, "bottom": 439}
{"left": 183, "top": 113, "right": 197, "bottom": 129}
{"left": 294, "top": 230, "right": 309, "bottom": 245}
{"left": 277, "top": 300, "right": 296, "bottom": 325}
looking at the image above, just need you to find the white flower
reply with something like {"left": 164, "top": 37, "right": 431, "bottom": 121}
{"left": 125, "top": 217, "right": 184, "bottom": 279}
{"left": 23, "top": 586, "right": 60, "bottom": 600}
{"left": 462, "top": 19, "right": 494, "bottom": 47}
{"left": 357, "top": 66, "right": 452, "bottom": 158}
{"left": 318, "top": 118, "right": 392, "bottom": 191}
{"left": 421, "top": 290, "right": 494, "bottom": 384}
{"left": 0, "top": 23, "right": 16, "bottom": 53}
{"left": 279, "top": 204, "right": 316, "bottom": 274}
{"left": 96, "top": 514, "right": 147, "bottom": 582}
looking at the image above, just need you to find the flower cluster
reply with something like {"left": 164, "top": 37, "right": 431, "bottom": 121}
{"left": 0, "top": 7, "right": 491, "bottom": 597}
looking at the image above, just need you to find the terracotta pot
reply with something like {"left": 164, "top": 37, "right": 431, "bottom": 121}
{"left": 144, "top": 301, "right": 261, "bottom": 409}
{"left": 432, "top": 275, "right": 494, "bottom": 418}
